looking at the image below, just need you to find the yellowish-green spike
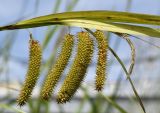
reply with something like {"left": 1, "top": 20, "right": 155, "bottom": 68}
{"left": 17, "top": 37, "right": 42, "bottom": 106}
{"left": 94, "top": 30, "right": 108, "bottom": 91}
{"left": 40, "top": 34, "right": 74, "bottom": 101}
{"left": 57, "top": 32, "right": 94, "bottom": 103}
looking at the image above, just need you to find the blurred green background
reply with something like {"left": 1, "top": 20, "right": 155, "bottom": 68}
{"left": 0, "top": 0, "right": 160, "bottom": 113}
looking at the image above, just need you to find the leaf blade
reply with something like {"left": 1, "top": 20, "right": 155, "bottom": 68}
{"left": 1, "top": 19, "right": 160, "bottom": 38}
{"left": 12, "top": 11, "right": 160, "bottom": 25}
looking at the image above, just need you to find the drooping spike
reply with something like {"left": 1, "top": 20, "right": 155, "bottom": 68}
{"left": 17, "top": 36, "right": 42, "bottom": 106}
{"left": 57, "top": 32, "right": 94, "bottom": 103}
{"left": 40, "top": 34, "right": 74, "bottom": 101}
{"left": 94, "top": 30, "right": 108, "bottom": 91}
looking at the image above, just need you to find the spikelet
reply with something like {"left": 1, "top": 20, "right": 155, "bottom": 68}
{"left": 17, "top": 36, "right": 42, "bottom": 106}
{"left": 40, "top": 34, "right": 74, "bottom": 101}
{"left": 57, "top": 32, "right": 94, "bottom": 103}
{"left": 94, "top": 30, "right": 108, "bottom": 91}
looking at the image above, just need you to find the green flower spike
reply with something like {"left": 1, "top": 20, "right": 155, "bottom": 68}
{"left": 57, "top": 32, "right": 94, "bottom": 104}
{"left": 17, "top": 37, "right": 42, "bottom": 106}
{"left": 40, "top": 34, "right": 74, "bottom": 101}
{"left": 94, "top": 30, "right": 108, "bottom": 91}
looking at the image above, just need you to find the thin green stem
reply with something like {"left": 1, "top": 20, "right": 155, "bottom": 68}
{"left": 109, "top": 47, "right": 146, "bottom": 113}
{"left": 86, "top": 28, "right": 146, "bottom": 113}
{"left": 100, "top": 94, "right": 128, "bottom": 113}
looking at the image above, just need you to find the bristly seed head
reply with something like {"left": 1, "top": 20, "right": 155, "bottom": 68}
{"left": 94, "top": 30, "right": 108, "bottom": 91}
{"left": 57, "top": 32, "right": 94, "bottom": 104}
{"left": 17, "top": 38, "right": 42, "bottom": 106}
{"left": 40, "top": 34, "right": 74, "bottom": 101}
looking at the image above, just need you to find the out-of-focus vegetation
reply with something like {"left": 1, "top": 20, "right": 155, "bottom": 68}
{"left": 0, "top": 0, "right": 160, "bottom": 113}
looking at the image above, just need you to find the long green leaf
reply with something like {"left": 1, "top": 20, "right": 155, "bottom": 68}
{"left": 9, "top": 11, "right": 160, "bottom": 25}
{"left": 0, "top": 11, "right": 160, "bottom": 38}
{"left": 1, "top": 19, "right": 160, "bottom": 38}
